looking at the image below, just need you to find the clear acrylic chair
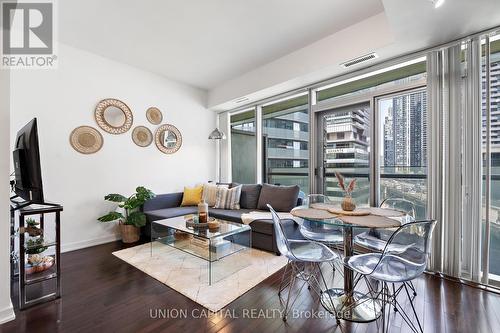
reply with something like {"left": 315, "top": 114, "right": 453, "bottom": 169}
{"left": 354, "top": 198, "right": 417, "bottom": 294}
{"left": 301, "top": 194, "right": 343, "bottom": 246}
{"left": 346, "top": 220, "right": 437, "bottom": 333}
{"left": 268, "top": 204, "right": 340, "bottom": 322}
{"left": 354, "top": 198, "right": 416, "bottom": 252}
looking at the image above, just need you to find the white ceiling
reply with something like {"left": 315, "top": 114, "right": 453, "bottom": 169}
{"left": 209, "top": 0, "right": 500, "bottom": 109}
{"left": 58, "top": 0, "right": 500, "bottom": 108}
{"left": 59, "top": 0, "right": 384, "bottom": 90}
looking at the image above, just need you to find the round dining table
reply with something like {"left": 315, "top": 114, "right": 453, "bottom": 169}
{"left": 290, "top": 204, "right": 404, "bottom": 323}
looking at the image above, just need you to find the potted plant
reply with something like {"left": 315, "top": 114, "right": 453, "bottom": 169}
{"left": 25, "top": 218, "right": 43, "bottom": 237}
{"left": 98, "top": 186, "right": 155, "bottom": 243}
{"left": 335, "top": 172, "right": 357, "bottom": 211}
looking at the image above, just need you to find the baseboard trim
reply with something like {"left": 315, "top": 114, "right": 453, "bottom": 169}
{"left": 0, "top": 301, "right": 15, "bottom": 325}
{"left": 62, "top": 234, "right": 121, "bottom": 253}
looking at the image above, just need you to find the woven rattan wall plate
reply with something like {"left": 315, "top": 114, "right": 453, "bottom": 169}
{"left": 95, "top": 98, "right": 133, "bottom": 134}
{"left": 155, "top": 124, "right": 182, "bottom": 154}
{"left": 70, "top": 126, "right": 103, "bottom": 154}
{"left": 146, "top": 107, "right": 163, "bottom": 125}
{"left": 132, "top": 126, "right": 153, "bottom": 147}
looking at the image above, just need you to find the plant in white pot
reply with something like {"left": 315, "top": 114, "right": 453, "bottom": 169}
{"left": 98, "top": 186, "right": 155, "bottom": 243}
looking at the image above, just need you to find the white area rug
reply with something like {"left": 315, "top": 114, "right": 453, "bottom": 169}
{"left": 113, "top": 242, "right": 287, "bottom": 312}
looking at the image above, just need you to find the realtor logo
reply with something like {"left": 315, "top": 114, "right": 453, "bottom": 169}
{"left": 1, "top": 0, "right": 57, "bottom": 68}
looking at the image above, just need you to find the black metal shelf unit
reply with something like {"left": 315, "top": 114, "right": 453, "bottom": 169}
{"left": 10, "top": 200, "right": 63, "bottom": 309}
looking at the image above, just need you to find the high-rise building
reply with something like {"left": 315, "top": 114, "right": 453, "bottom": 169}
{"left": 263, "top": 108, "right": 310, "bottom": 193}
{"left": 383, "top": 110, "right": 394, "bottom": 166}
{"left": 392, "top": 95, "right": 410, "bottom": 167}
{"left": 483, "top": 52, "right": 500, "bottom": 166}
{"left": 410, "top": 91, "right": 427, "bottom": 167}
{"left": 323, "top": 106, "right": 370, "bottom": 203}
{"left": 383, "top": 91, "right": 427, "bottom": 169}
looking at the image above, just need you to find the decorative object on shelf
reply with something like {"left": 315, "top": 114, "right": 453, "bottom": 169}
{"left": 26, "top": 237, "right": 48, "bottom": 255}
{"left": 336, "top": 172, "right": 357, "bottom": 211}
{"left": 208, "top": 128, "right": 226, "bottom": 183}
{"left": 155, "top": 124, "right": 182, "bottom": 154}
{"left": 174, "top": 230, "right": 191, "bottom": 240}
{"left": 25, "top": 236, "right": 54, "bottom": 274}
{"left": 146, "top": 107, "right": 163, "bottom": 125}
{"left": 25, "top": 218, "right": 43, "bottom": 237}
{"left": 98, "top": 186, "right": 156, "bottom": 243}
{"left": 26, "top": 254, "right": 54, "bottom": 275}
{"left": 70, "top": 126, "right": 104, "bottom": 154}
{"left": 94, "top": 98, "right": 133, "bottom": 134}
{"left": 131, "top": 126, "right": 153, "bottom": 147}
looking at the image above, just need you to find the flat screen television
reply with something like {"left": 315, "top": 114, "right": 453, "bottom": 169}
{"left": 13, "top": 118, "right": 44, "bottom": 204}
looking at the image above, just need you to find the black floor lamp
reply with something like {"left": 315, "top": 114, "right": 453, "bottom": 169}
{"left": 208, "top": 128, "right": 226, "bottom": 183}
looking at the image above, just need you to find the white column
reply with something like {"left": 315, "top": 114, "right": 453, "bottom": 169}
{"left": 426, "top": 50, "right": 444, "bottom": 272}
{"left": 218, "top": 112, "right": 231, "bottom": 183}
{"left": 255, "top": 105, "right": 263, "bottom": 184}
{"left": 0, "top": 65, "right": 15, "bottom": 323}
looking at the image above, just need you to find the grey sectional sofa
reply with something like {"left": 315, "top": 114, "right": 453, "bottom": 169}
{"left": 142, "top": 184, "right": 304, "bottom": 254}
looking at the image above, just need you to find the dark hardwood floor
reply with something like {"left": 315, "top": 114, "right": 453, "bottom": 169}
{"left": 2, "top": 241, "right": 500, "bottom": 333}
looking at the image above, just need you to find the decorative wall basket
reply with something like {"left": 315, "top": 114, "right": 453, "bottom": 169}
{"left": 146, "top": 107, "right": 163, "bottom": 125}
{"left": 155, "top": 124, "right": 182, "bottom": 154}
{"left": 132, "top": 126, "right": 153, "bottom": 147}
{"left": 70, "top": 126, "right": 103, "bottom": 154}
{"left": 95, "top": 98, "right": 133, "bottom": 134}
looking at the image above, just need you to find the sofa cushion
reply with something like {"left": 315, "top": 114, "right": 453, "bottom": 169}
{"left": 257, "top": 183, "right": 300, "bottom": 212}
{"left": 180, "top": 185, "right": 203, "bottom": 206}
{"left": 202, "top": 183, "right": 229, "bottom": 207}
{"left": 239, "top": 184, "right": 262, "bottom": 209}
{"left": 146, "top": 207, "right": 198, "bottom": 220}
{"left": 214, "top": 185, "right": 242, "bottom": 210}
{"left": 250, "top": 217, "right": 297, "bottom": 235}
{"left": 209, "top": 208, "right": 252, "bottom": 223}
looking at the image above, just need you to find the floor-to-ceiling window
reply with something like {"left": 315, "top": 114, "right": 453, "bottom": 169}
{"left": 318, "top": 103, "right": 371, "bottom": 206}
{"left": 227, "top": 58, "right": 427, "bottom": 205}
{"left": 262, "top": 92, "right": 310, "bottom": 193}
{"left": 230, "top": 109, "right": 256, "bottom": 184}
{"left": 481, "top": 32, "right": 500, "bottom": 283}
{"left": 313, "top": 58, "right": 427, "bottom": 210}
{"left": 377, "top": 89, "right": 427, "bottom": 218}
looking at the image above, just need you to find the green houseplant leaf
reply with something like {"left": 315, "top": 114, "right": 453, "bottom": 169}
{"left": 98, "top": 187, "right": 155, "bottom": 240}
{"left": 98, "top": 212, "right": 124, "bottom": 222}
{"left": 136, "top": 186, "right": 155, "bottom": 202}
{"left": 126, "top": 211, "right": 147, "bottom": 228}
{"left": 104, "top": 194, "right": 128, "bottom": 203}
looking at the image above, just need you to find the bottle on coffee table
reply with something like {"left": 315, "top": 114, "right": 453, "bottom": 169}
{"left": 198, "top": 199, "right": 209, "bottom": 223}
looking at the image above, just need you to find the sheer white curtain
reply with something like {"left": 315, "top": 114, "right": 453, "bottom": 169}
{"left": 427, "top": 38, "right": 483, "bottom": 280}
{"left": 427, "top": 44, "right": 463, "bottom": 277}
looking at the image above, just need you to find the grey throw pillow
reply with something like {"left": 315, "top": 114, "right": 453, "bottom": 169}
{"left": 239, "top": 184, "right": 262, "bottom": 209}
{"left": 257, "top": 183, "right": 300, "bottom": 212}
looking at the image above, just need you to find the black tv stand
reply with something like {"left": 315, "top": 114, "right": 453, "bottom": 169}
{"left": 10, "top": 195, "right": 33, "bottom": 210}
{"left": 10, "top": 200, "right": 63, "bottom": 309}
{"left": 10, "top": 195, "right": 60, "bottom": 210}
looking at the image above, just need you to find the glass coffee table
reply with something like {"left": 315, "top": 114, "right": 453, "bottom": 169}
{"left": 150, "top": 215, "right": 252, "bottom": 285}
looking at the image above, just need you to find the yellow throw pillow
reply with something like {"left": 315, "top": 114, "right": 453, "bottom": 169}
{"left": 180, "top": 185, "right": 203, "bottom": 206}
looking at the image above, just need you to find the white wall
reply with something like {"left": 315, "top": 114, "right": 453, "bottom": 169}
{"left": 0, "top": 67, "right": 15, "bottom": 323}
{"left": 10, "top": 44, "right": 215, "bottom": 252}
